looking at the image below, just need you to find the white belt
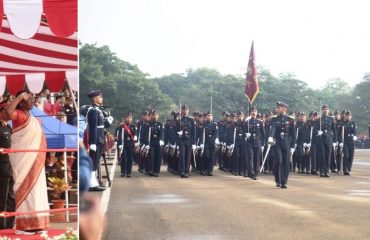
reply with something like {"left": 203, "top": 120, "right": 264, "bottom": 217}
{"left": 97, "top": 125, "right": 104, "bottom": 128}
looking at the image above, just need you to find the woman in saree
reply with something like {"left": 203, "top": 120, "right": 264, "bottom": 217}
{"left": 1, "top": 91, "right": 50, "bottom": 232}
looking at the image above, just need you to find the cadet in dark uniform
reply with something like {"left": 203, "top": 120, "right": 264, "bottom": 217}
{"left": 317, "top": 105, "right": 337, "bottom": 177}
{"left": 309, "top": 111, "right": 320, "bottom": 175}
{"left": 338, "top": 111, "right": 357, "bottom": 175}
{"left": 262, "top": 112, "right": 274, "bottom": 173}
{"left": 245, "top": 106, "right": 265, "bottom": 180}
{"left": 117, "top": 113, "right": 137, "bottom": 177}
{"left": 0, "top": 102, "right": 15, "bottom": 229}
{"left": 217, "top": 112, "right": 228, "bottom": 171}
{"left": 296, "top": 112, "right": 311, "bottom": 174}
{"left": 331, "top": 111, "right": 342, "bottom": 173}
{"left": 87, "top": 90, "right": 113, "bottom": 191}
{"left": 164, "top": 111, "right": 180, "bottom": 174}
{"left": 137, "top": 111, "right": 149, "bottom": 173}
{"left": 200, "top": 111, "right": 219, "bottom": 176}
{"left": 224, "top": 113, "right": 236, "bottom": 172}
{"left": 233, "top": 112, "right": 246, "bottom": 176}
{"left": 148, "top": 110, "right": 164, "bottom": 177}
{"left": 268, "top": 102, "right": 295, "bottom": 188}
{"left": 178, "top": 105, "right": 196, "bottom": 178}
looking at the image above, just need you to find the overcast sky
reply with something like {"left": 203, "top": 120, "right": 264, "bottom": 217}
{"left": 79, "top": 0, "right": 370, "bottom": 89}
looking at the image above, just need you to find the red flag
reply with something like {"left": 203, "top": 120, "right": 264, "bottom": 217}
{"left": 245, "top": 41, "right": 259, "bottom": 104}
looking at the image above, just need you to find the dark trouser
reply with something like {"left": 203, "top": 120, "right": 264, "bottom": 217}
{"left": 121, "top": 146, "right": 134, "bottom": 176}
{"left": 318, "top": 138, "right": 332, "bottom": 174}
{"left": 233, "top": 144, "right": 244, "bottom": 174}
{"left": 179, "top": 145, "right": 192, "bottom": 175}
{"left": 310, "top": 140, "right": 319, "bottom": 171}
{"left": 330, "top": 146, "right": 337, "bottom": 171}
{"left": 336, "top": 147, "right": 342, "bottom": 172}
{"left": 246, "top": 145, "right": 261, "bottom": 177}
{"left": 343, "top": 144, "right": 355, "bottom": 172}
{"left": 0, "top": 177, "right": 15, "bottom": 229}
{"left": 204, "top": 145, "right": 215, "bottom": 174}
{"left": 218, "top": 148, "right": 224, "bottom": 169}
{"left": 273, "top": 144, "right": 290, "bottom": 185}
{"left": 89, "top": 143, "right": 104, "bottom": 171}
{"left": 149, "top": 145, "right": 162, "bottom": 174}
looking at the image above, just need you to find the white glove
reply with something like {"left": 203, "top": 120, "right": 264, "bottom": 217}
{"left": 177, "top": 131, "right": 183, "bottom": 136}
{"left": 230, "top": 144, "right": 234, "bottom": 149}
{"left": 267, "top": 137, "right": 274, "bottom": 144}
{"left": 89, "top": 144, "right": 97, "bottom": 151}
{"left": 107, "top": 116, "right": 114, "bottom": 124}
{"left": 192, "top": 145, "right": 196, "bottom": 150}
{"left": 318, "top": 130, "right": 323, "bottom": 136}
{"left": 200, "top": 144, "right": 204, "bottom": 149}
{"left": 303, "top": 143, "right": 307, "bottom": 148}
{"left": 160, "top": 140, "right": 164, "bottom": 146}
{"left": 290, "top": 148, "right": 295, "bottom": 155}
{"left": 246, "top": 133, "right": 251, "bottom": 138}
{"left": 332, "top": 142, "right": 337, "bottom": 148}
{"left": 353, "top": 136, "right": 358, "bottom": 141}
{"left": 119, "top": 145, "right": 123, "bottom": 149}
{"left": 134, "top": 136, "right": 138, "bottom": 141}
{"left": 339, "top": 143, "right": 344, "bottom": 148}
{"left": 307, "top": 143, "right": 311, "bottom": 148}
{"left": 261, "top": 146, "right": 264, "bottom": 152}
{"left": 137, "top": 141, "right": 141, "bottom": 146}
{"left": 135, "top": 142, "right": 139, "bottom": 147}
{"left": 215, "top": 138, "right": 220, "bottom": 145}
{"left": 145, "top": 145, "right": 150, "bottom": 150}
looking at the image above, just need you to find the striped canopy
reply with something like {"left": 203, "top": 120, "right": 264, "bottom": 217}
{"left": 0, "top": 19, "right": 77, "bottom": 95}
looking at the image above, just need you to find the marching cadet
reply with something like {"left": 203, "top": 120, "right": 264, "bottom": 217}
{"left": 296, "top": 112, "right": 311, "bottom": 174}
{"left": 292, "top": 112, "right": 302, "bottom": 172}
{"left": 233, "top": 111, "right": 246, "bottom": 176}
{"left": 225, "top": 113, "right": 236, "bottom": 173}
{"left": 139, "top": 112, "right": 151, "bottom": 174}
{"left": 217, "top": 112, "right": 228, "bottom": 171}
{"left": 199, "top": 111, "right": 219, "bottom": 176}
{"left": 178, "top": 105, "right": 196, "bottom": 178}
{"left": 309, "top": 111, "right": 319, "bottom": 175}
{"left": 117, "top": 113, "right": 137, "bottom": 177}
{"left": 268, "top": 102, "right": 295, "bottom": 188}
{"left": 114, "top": 120, "right": 123, "bottom": 163}
{"left": 194, "top": 112, "right": 203, "bottom": 173}
{"left": 164, "top": 111, "right": 180, "bottom": 174}
{"left": 148, "top": 110, "right": 164, "bottom": 177}
{"left": 338, "top": 111, "right": 357, "bottom": 175}
{"left": 87, "top": 90, "right": 113, "bottom": 191}
{"left": 317, "top": 105, "right": 337, "bottom": 177}
{"left": 262, "top": 112, "right": 274, "bottom": 173}
{"left": 245, "top": 106, "right": 265, "bottom": 180}
{"left": 331, "top": 111, "right": 342, "bottom": 173}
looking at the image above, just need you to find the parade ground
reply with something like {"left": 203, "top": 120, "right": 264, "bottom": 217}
{"left": 98, "top": 149, "right": 370, "bottom": 240}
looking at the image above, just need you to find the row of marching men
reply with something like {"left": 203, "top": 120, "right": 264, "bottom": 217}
{"left": 115, "top": 102, "right": 357, "bottom": 188}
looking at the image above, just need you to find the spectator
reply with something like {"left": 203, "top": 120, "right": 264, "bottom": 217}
{"left": 56, "top": 111, "right": 67, "bottom": 123}
{"left": 43, "top": 95, "right": 54, "bottom": 116}
{"left": 64, "top": 97, "right": 77, "bottom": 125}
{"left": 53, "top": 95, "right": 66, "bottom": 115}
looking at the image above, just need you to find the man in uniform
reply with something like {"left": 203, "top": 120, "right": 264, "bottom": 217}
{"left": 217, "top": 112, "right": 228, "bottom": 171}
{"left": 148, "top": 110, "right": 164, "bottom": 177}
{"left": 245, "top": 106, "right": 265, "bottom": 180}
{"left": 296, "top": 112, "right": 311, "bottom": 174}
{"left": 164, "top": 111, "right": 180, "bottom": 174}
{"left": 137, "top": 112, "right": 149, "bottom": 173}
{"left": 199, "top": 111, "right": 219, "bottom": 176}
{"left": 117, "top": 113, "right": 137, "bottom": 177}
{"left": 0, "top": 101, "right": 15, "bottom": 229}
{"left": 232, "top": 111, "right": 246, "bottom": 176}
{"left": 317, "top": 105, "right": 337, "bottom": 177}
{"left": 87, "top": 90, "right": 113, "bottom": 191}
{"left": 178, "top": 105, "right": 196, "bottom": 178}
{"left": 268, "top": 102, "right": 295, "bottom": 188}
{"left": 338, "top": 111, "right": 357, "bottom": 175}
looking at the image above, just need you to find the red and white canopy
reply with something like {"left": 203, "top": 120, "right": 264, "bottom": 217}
{"left": 0, "top": 19, "right": 77, "bottom": 95}
{"left": 0, "top": 0, "right": 77, "bottom": 39}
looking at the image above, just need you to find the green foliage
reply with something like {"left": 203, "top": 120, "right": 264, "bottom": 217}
{"left": 79, "top": 43, "right": 369, "bottom": 133}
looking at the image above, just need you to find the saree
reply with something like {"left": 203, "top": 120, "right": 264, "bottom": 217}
{"left": 9, "top": 110, "right": 50, "bottom": 231}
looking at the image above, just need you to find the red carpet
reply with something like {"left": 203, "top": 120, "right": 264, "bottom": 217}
{"left": 0, "top": 229, "right": 66, "bottom": 240}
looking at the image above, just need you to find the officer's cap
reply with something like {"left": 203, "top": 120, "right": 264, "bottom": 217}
{"left": 345, "top": 111, "right": 351, "bottom": 116}
{"left": 334, "top": 111, "right": 339, "bottom": 115}
{"left": 126, "top": 112, "right": 132, "bottom": 117}
{"left": 150, "top": 110, "right": 158, "bottom": 116}
{"left": 182, "top": 104, "right": 189, "bottom": 110}
{"left": 142, "top": 111, "right": 149, "bottom": 116}
{"left": 300, "top": 112, "right": 306, "bottom": 116}
{"left": 312, "top": 111, "right": 318, "bottom": 116}
{"left": 87, "top": 90, "right": 102, "bottom": 98}
{"left": 237, "top": 111, "right": 244, "bottom": 116}
{"left": 341, "top": 110, "right": 347, "bottom": 115}
{"left": 276, "top": 101, "right": 289, "bottom": 108}
{"left": 230, "top": 113, "right": 236, "bottom": 117}
{"left": 206, "top": 111, "right": 212, "bottom": 116}
{"left": 250, "top": 106, "right": 257, "bottom": 111}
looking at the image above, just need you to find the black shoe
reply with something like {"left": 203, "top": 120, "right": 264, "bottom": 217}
{"left": 320, "top": 173, "right": 325, "bottom": 177}
{"left": 89, "top": 186, "right": 106, "bottom": 192}
{"left": 332, "top": 169, "right": 338, "bottom": 174}
{"left": 344, "top": 171, "right": 350, "bottom": 176}
{"left": 243, "top": 174, "right": 248, "bottom": 178}
{"left": 276, "top": 184, "right": 281, "bottom": 188}
{"left": 126, "top": 175, "right": 131, "bottom": 178}
{"left": 120, "top": 174, "right": 125, "bottom": 177}
{"left": 324, "top": 173, "right": 330, "bottom": 177}
{"left": 207, "top": 172, "right": 213, "bottom": 176}
{"left": 153, "top": 173, "right": 159, "bottom": 177}
{"left": 180, "top": 174, "right": 188, "bottom": 178}
{"left": 281, "top": 184, "right": 287, "bottom": 189}
{"left": 252, "top": 176, "right": 258, "bottom": 180}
